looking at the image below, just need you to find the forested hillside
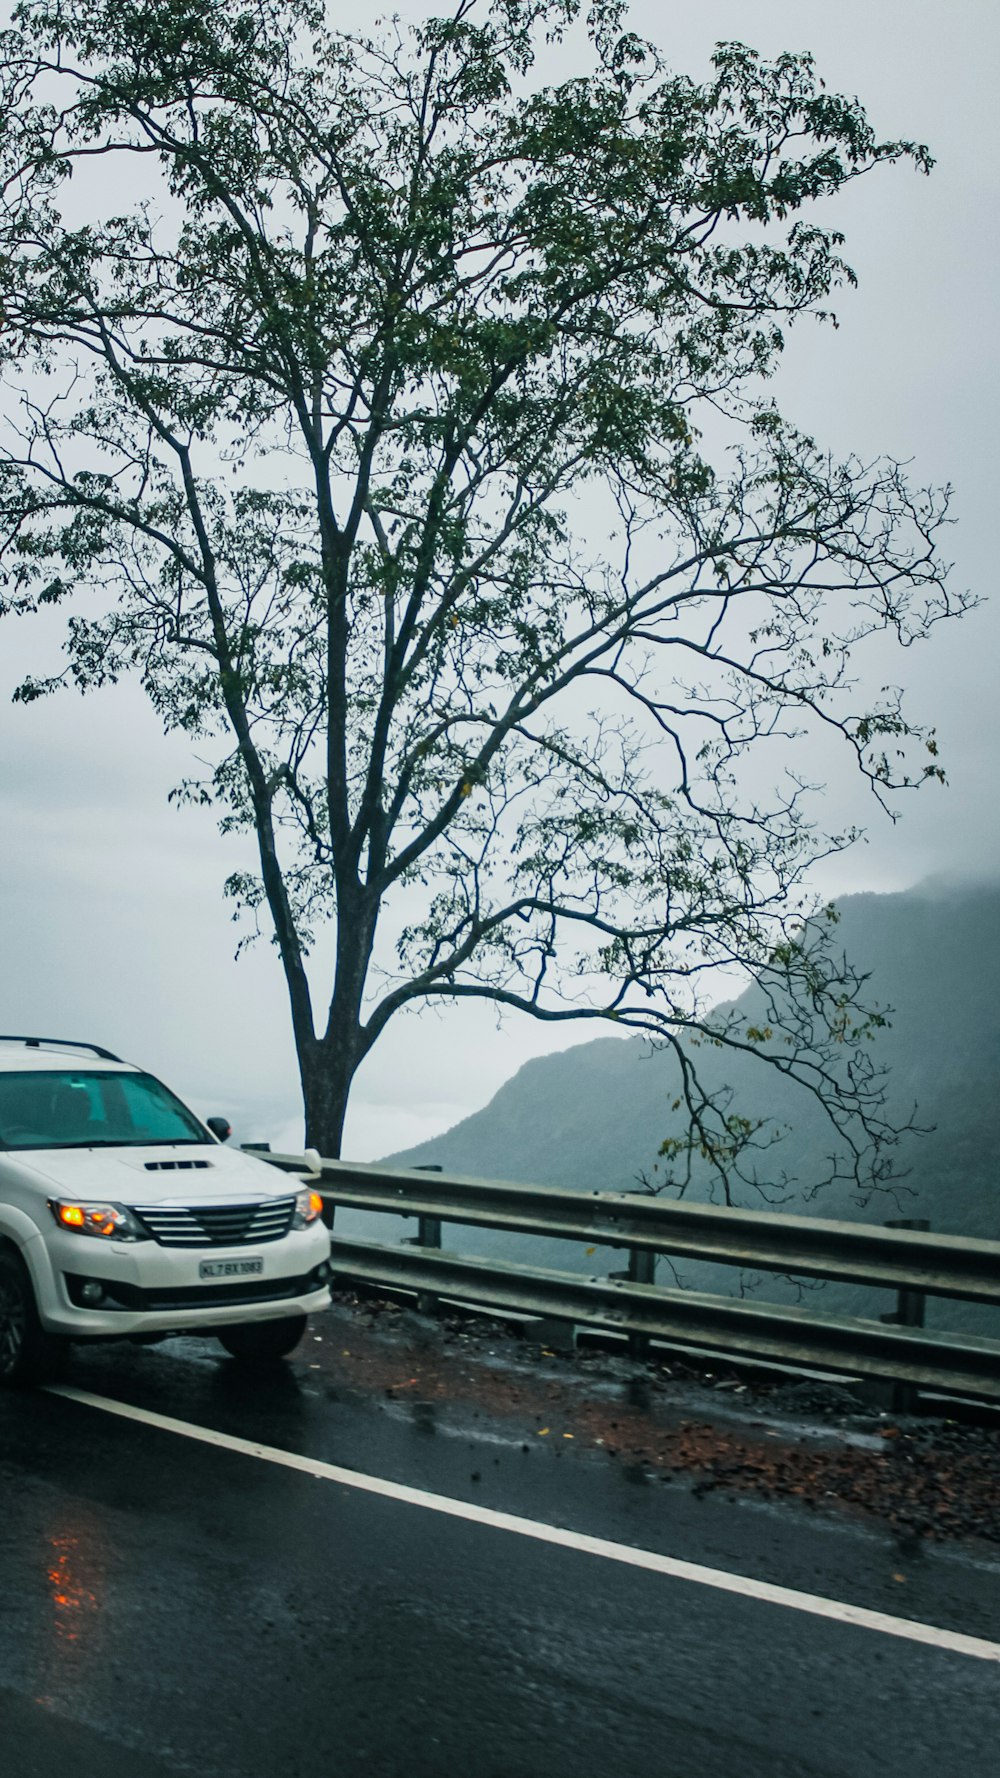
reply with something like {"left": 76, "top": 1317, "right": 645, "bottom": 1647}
{"left": 369, "top": 879, "right": 1000, "bottom": 1329}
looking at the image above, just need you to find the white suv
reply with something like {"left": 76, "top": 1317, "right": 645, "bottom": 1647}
{"left": 0, "top": 1036, "right": 332, "bottom": 1384}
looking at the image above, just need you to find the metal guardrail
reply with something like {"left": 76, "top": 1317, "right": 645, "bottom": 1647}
{"left": 252, "top": 1150, "right": 1000, "bottom": 1404}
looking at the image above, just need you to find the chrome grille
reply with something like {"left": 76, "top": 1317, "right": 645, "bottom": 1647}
{"left": 132, "top": 1197, "right": 296, "bottom": 1247}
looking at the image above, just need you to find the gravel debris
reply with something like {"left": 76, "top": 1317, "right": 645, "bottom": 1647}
{"left": 307, "top": 1290, "right": 1000, "bottom": 1547}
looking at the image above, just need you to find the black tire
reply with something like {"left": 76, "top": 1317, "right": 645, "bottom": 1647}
{"left": 0, "top": 1247, "right": 66, "bottom": 1387}
{"left": 217, "top": 1313, "right": 307, "bottom": 1362}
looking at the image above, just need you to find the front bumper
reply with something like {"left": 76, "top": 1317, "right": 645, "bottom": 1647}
{"left": 26, "top": 1221, "right": 332, "bottom": 1338}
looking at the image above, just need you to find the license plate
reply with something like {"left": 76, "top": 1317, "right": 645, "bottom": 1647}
{"left": 198, "top": 1258, "right": 264, "bottom": 1280}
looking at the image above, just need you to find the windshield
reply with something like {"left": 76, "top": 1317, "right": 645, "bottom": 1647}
{"left": 0, "top": 1070, "right": 208, "bottom": 1150}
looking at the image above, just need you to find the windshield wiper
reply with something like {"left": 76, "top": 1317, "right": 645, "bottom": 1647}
{"left": 37, "top": 1138, "right": 139, "bottom": 1150}
{"left": 12, "top": 1137, "right": 205, "bottom": 1150}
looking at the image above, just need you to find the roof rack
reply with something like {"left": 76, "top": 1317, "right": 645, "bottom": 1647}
{"left": 0, "top": 1035, "right": 124, "bottom": 1063}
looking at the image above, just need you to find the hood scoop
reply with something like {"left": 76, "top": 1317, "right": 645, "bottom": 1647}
{"left": 144, "top": 1159, "right": 214, "bottom": 1172}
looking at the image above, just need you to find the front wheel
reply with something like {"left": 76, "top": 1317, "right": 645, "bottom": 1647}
{"left": 0, "top": 1247, "right": 66, "bottom": 1387}
{"left": 217, "top": 1313, "right": 307, "bottom": 1363}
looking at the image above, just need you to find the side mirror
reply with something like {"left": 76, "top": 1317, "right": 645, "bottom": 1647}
{"left": 206, "top": 1116, "right": 232, "bottom": 1143}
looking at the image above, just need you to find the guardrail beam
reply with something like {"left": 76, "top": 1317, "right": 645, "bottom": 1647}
{"left": 249, "top": 1149, "right": 1000, "bottom": 1404}
{"left": 254, "top": 1151, "right": 1000, "bottom": 1306}
{"left": 327, "top": 1238, "right": 1000, "bottom": 1403}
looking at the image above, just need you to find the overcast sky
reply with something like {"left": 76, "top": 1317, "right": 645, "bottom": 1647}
{"left": 1, "top": 0, "right": 997, "bottom": 1157}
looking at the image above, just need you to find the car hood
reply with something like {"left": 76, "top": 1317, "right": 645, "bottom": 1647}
{"left": 6, "top": 1143, "right": 303, "bottom": 1205}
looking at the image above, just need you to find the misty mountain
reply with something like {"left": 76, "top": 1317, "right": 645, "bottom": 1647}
{"left": 362, "top": 879, "right": 1000, "bottom": 1332}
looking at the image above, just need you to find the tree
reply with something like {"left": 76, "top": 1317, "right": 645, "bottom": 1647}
{"left": 0, "top": 0, "right": 969, "bottom": 1189}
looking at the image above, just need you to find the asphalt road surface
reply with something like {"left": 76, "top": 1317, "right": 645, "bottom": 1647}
{"left": 1, "top": 1332, "right": 998, "bottom": 1778}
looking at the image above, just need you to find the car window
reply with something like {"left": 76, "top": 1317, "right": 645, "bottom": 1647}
{"left": 0, "top": 1070, "right": 207, "bottom": 1149}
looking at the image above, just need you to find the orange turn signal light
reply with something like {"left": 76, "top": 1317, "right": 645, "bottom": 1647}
{"left": 309, "top": 1192, "right": 324, "bottom": 1218}
{"left": 58, "top": 1205, "right": 86, "bottom": 1228}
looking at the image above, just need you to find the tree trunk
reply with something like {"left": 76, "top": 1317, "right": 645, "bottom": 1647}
{"left": 295, "top": 890, "right": 379, "bottom": 1158}
{"left": 298, "top": 1026, "right": 362, "bottom": 1160}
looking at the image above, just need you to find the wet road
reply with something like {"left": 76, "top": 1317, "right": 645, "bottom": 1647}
{"left": 1, "top": 1334, "right": 998, "bottom": 1778}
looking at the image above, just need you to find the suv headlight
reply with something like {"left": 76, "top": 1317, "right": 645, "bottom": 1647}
{"left": 292, "top": 1188, "right": 324, "bottom": 1228}
{"left": 49, "top": 1200, "right": 149, "bottom": 1242}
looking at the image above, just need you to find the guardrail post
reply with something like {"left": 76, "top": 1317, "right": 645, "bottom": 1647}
{"left": 629, "top": 1247, "right": 656, "bottom": 1361}
{"left": 410, "top": 1166, "right": 443, "bottom": 1315}
{"left": 880, "top": 1218, "right": 930, "bottom": 1414}
{"left": 611, "top": 1247, "right": 656, "bottom": 1362}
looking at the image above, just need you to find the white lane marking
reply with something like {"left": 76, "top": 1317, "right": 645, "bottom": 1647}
{"left": 46, "top": 1383, "right": 1000, "bottom": 1665}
